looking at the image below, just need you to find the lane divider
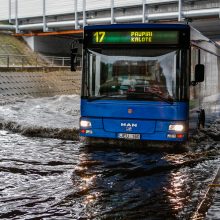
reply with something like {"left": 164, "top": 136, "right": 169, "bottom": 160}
{"left": 209, "top": 184, "right": 220, "bottom": 187}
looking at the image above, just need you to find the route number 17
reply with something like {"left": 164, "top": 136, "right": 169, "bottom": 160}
{"left": 94, "top": 32, "right": 105, "bottom": 43}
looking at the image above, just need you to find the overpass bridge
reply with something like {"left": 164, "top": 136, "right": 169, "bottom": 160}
{"left": 0, "top": 0, "right": 219, "bottom": 55}
{"left": 0, "top": 0, "right": 220, "bottom": 38}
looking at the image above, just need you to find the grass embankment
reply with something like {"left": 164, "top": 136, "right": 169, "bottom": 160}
{"left": 0, "top": 31, "right": 46, "bottom": 66}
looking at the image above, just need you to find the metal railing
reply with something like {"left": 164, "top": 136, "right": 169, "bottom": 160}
{"left": 0, "top": 54, "right": 81, "bottom": 68}
{"left": 44, "top": 56, "right": 71, "bottom": 67}
{"left": 43, "top": 55, "right": 82, "bottom": 67}
{"left": 0, "top": 54, "right": 33, "bottom": 67}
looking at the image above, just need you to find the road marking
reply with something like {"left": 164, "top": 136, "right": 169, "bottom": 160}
{"left": 208, "top": 184, "right": 220, "bottom": 187}
{"left": 192, "top": 167, "right": 220, "bottom": 219}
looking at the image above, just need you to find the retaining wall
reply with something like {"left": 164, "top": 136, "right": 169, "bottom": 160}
{"left": 0, "top": 69, "right": 81, "bottom": 97}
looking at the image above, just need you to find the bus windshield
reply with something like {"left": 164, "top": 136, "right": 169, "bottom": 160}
{"left": 83, "top": 48, "right": 189, "bottom": 102}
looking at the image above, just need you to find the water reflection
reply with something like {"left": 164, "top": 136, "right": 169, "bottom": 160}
{"left": 165, "top": 170, "right": 191, "bottom": 218}
{"left": 72, "top": 145, "right": 205, "bottom": 219}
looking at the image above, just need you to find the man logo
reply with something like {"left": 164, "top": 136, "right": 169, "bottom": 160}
{"left": 121, "top": 123, "right": 137, "bottom": 127}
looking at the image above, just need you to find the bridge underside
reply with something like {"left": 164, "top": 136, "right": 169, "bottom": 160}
{"left": 14, "top": 18, "right": 220, "bottom": 46}
{"left": 0, "top": 0, "right": 219, "bottom": 41}
{"left": 191, "top": 18, "right": 220, "bottom": 41}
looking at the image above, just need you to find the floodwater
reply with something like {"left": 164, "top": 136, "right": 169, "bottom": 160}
{"left": 0, "top": 95, "right": 219, "bottom": 219}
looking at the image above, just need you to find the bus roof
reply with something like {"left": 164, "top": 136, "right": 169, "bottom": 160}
{"left": 84, "top": 23, "right": 190, "bottom": 31}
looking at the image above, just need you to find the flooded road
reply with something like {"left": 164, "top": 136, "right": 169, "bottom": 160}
{"left": 0, "top": 95, "right": 219, "bottom": 219}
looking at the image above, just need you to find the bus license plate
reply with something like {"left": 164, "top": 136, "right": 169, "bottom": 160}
{"left": 118, "top": 133, "right": 140, "bottom": 140}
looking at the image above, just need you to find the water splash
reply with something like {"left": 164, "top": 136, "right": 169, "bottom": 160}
{"left": 0, "top": 95, "right": 80, "bottom": 140}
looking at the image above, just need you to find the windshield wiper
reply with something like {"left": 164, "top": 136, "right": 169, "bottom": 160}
{"left": 88, "top": 94, "right": 126, "bottom": 102}
{"left": 147, "top": 91, "right": 174, "bottom": 104}
{"left": 88, "top": 95, "right": 108, "bottom": 102}
{"left": 128, "top": 91, "right": 174, "bottom": 104}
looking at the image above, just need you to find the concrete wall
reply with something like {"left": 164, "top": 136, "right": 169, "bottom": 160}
{"left": 24, "top": 36, "right": 76, "bottom": 56}
{"left": 34, "top": 36, "right": 73, "bottom": 56}
{"left": 23, "top": 36, "right": 35, "bottom": 51}
{"left": 0, "top": 70, "right": 81, "bottom": 97}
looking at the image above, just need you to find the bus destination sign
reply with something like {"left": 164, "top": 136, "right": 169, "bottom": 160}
{"left": 92, "top": 31, "right": 179, "bottom": 45}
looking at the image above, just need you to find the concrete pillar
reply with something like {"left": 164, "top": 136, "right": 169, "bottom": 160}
{"left": 178, "top": 0, "right": 183, "bottom": 22}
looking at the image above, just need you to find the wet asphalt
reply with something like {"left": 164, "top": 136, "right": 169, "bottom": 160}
{"left": 0, "top": 130, "right": 219, "bottom": 220}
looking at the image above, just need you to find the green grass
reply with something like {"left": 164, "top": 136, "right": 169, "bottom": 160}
{"left": 0, "top": 32, "right": 46, "bottom": 66}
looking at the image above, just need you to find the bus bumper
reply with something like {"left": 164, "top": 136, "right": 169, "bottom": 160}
{"left": 80, "top": 128, "right": 187, "bottom": 142}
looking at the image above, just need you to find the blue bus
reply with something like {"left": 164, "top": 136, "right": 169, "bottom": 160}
{"left": 74, "top": 23, "right": 220, "bottom": 143}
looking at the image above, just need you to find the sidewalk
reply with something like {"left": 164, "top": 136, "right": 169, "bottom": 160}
{"left": 206, "top": 188, "right": 220, "bottom": 219}
{"left": 205, "top": 168, "right": 220, "bottom": 220}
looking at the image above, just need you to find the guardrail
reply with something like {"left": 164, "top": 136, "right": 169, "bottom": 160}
{"left": 45, "top": 56, "right": 82, "bottom": 67}
{"left": 0, "top": 54, "right": 82, "bottom": 68}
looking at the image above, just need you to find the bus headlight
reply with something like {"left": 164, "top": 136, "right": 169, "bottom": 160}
{"left": 169, "top": 124, "right": 184, "bottom": 132}
{"left": 80, "top": 119, "right": 92, "bottom": 128}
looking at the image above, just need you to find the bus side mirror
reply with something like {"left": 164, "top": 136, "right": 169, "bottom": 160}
{"left": 70, "top": 48, "right": 78, "bottom": 72}
{"left": 195, "top": 64, "right": 204, "bottom": 83}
